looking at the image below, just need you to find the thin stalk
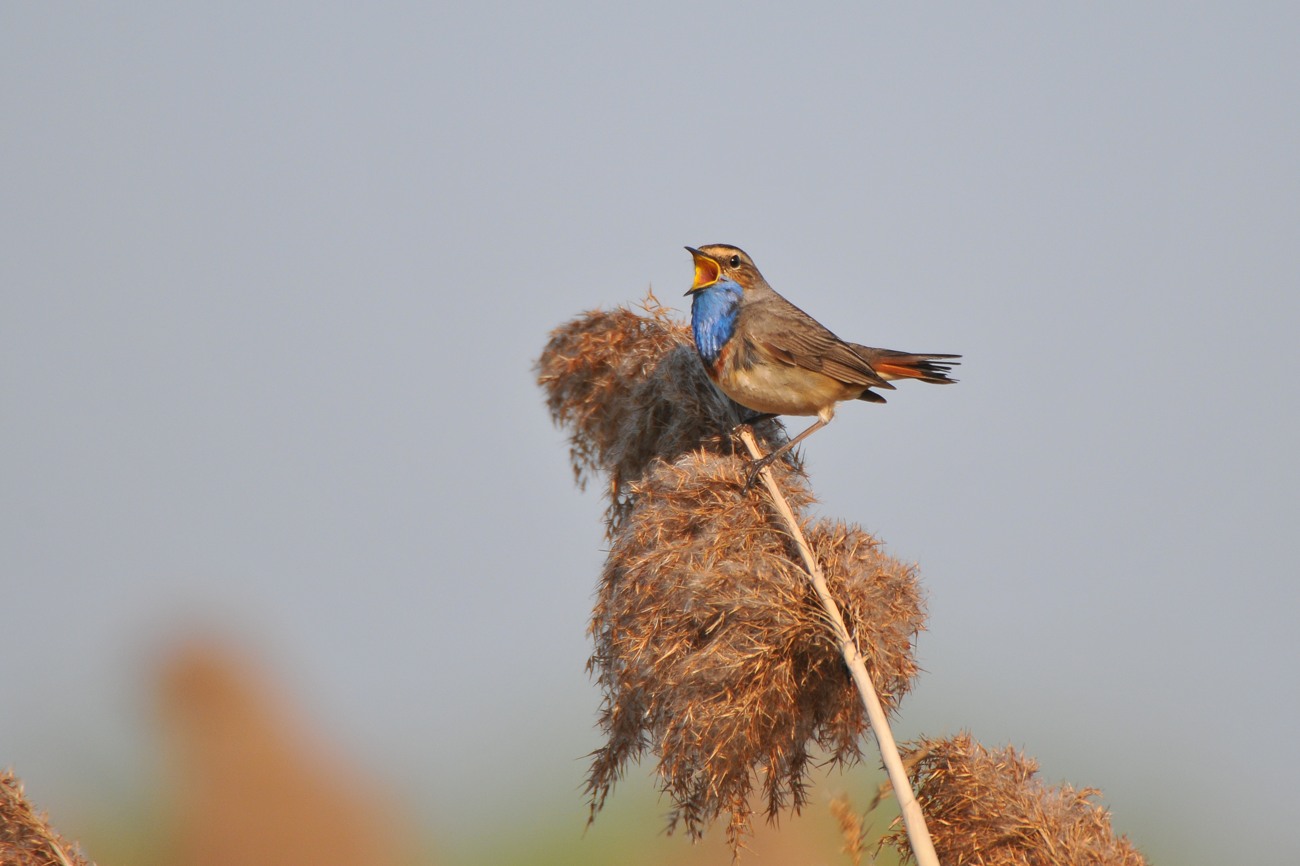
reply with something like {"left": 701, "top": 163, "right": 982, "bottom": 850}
{"left": 738, "top": 427, "right": 940, "bottom": 866}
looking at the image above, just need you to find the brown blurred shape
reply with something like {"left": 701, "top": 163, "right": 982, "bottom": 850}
{"left": 158, "top": 641, "right": 417, "bottom": 866}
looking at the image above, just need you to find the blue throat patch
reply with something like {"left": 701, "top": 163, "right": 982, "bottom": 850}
{"left": 690, "top": 279, "right": 743, "bottom": 364}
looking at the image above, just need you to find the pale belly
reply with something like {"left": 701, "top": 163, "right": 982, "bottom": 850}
{"left": 714, "top": 362, "right": 862, "bottom": 418}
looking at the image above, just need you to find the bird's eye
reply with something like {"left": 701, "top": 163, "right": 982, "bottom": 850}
{"left": 729, "top": 255, "right": 741, "bottom": 268}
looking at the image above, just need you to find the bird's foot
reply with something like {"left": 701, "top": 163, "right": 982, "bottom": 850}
{"left": 742, "top": 452, "right": 780, "bottom": 492}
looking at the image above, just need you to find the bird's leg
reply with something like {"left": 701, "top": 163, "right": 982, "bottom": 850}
{"left": 724, "top": 413, "right": 776, "bottom": 457}
{"left": 743, "top": 417, "right": 828, "bottom": 491}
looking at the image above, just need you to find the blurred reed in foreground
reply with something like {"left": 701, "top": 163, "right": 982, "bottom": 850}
{"left": 158, "top": 640, "right": 417, "bottom": 866}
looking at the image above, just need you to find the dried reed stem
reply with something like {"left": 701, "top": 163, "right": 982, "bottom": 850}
{"left": 737, "top": 427, "right": 940, "bottom": 866}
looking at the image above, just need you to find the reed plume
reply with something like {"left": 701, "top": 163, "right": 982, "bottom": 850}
{"left": 829, "top": 791, "right": 869, "bottom": 866}
{"left": 538, "top": 297, "right": 1145, "bottom": 864}
{"left": 536, "top": 296, "right": 790, "bottom": 533}
{"left": 0, "top": 770, "right": 93, "bottom": 866}
{"left": 537, "top": 297, "right": 927, "bottom": 852}
{"left": 886, "top": 733, "right": 1145, "bottom": 866}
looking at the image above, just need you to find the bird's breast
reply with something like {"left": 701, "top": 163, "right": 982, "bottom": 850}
{"left": 690, "top": 281, "right": 742, "bottom": 365}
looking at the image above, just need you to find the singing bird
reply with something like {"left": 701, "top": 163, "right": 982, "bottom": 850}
{"left": 685, "top": 244, "right": 959, "bottom": 482}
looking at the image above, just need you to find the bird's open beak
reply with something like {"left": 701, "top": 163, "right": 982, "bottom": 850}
{"left": 684, "top": 247, "right": 721, "bottom": 295}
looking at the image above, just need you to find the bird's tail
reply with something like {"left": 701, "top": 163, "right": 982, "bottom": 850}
{"left": 849, "top": 346, "right": 961, "bottom": 384}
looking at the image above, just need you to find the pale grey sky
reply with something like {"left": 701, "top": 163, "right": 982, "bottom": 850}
{"left": 3, "top": 4, "right": 1298, "bottom": 863}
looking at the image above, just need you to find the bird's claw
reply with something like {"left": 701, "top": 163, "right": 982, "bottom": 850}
{"left": 742, "top": 453, "right": 777, "bottom": 492}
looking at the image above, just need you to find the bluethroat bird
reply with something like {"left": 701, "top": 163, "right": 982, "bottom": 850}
{"left": 685, "top": 244, "right": 959, "bottom": 486}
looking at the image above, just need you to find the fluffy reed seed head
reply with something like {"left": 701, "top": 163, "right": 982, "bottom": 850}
{"left": 887, "top": 734, "right": 1147, "bottom": 865}
{"left": 829, "top": 792, "right": 869, "bottom": 866}
{"left": 536, "top": 295, "right": 789, "bottom": 533}
{"left": 537, "top": 300, "right": 927, "bottom": 852}
{"left": 0, "top": 770, "right": 93, "bottom": 866}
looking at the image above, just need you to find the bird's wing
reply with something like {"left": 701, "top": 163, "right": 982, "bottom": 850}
{"left": 742, "top": 295, "right": 893, "bottom": 390}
